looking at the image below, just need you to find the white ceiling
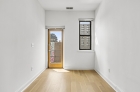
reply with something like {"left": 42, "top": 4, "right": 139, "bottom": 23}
{"left": 38, "top": 0, "right": 102, "bottom": 11}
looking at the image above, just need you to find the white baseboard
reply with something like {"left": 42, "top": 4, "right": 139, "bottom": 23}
{"left": 95, "top": 69, "right": 123, "bottom": 92}
{"left": 15, "top": 68, "right": 46, "bottom": 92}
{"left": 64, "top": 65, "right": 94, "bottom": 70}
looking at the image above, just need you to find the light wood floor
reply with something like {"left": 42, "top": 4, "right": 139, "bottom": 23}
{"left": 24, "top": 69, "right": 115, "bottom": 92}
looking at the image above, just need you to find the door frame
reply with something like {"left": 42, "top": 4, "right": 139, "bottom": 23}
{"left": 48, "top": 28, "right": 63, "bottom": 68}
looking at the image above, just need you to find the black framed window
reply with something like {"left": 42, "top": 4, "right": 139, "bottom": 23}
{"left": 79, "top": 21, "right": 91, "bottom": 50}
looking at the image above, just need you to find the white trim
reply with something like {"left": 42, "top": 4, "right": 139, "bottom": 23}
{"left": 64, "top": 66, "right": 94, "bottom": 70}
{"left": 94, "top": 69, "right": 123, "bottom": 92}
{"left": 15, "top": 68, "right": 46, "bottom": 92}
{"left": 45, "top": 29, "right": 48, "bottom": 68}
{"left": 77, "top": 50, "right": 94, "bottom": 53}
{"left": 45, "top": 26, "right": 65, "bottom": 29}
{"left": 79, "top": 18, "right": 94, "bottom": 21}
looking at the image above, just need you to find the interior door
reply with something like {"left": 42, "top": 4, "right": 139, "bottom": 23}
{"left": 48, "top": 28, "right": 63, "bottom": 68}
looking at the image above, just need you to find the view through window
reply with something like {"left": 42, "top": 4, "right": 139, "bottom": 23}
{"left": 79, "top": 21, "right": 91, "bottom": 50}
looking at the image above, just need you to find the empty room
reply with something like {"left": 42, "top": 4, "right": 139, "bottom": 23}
{"left": 0, "top": 0, "right": 140, "bottom": 92}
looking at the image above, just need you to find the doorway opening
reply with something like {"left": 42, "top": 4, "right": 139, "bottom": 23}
{"left": 48, "top": 28, "right": 63, "bottom": 68}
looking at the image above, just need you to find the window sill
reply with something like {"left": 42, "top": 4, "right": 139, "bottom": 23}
{"left": 77, "top": 50, "right": 95, "bottom": 53}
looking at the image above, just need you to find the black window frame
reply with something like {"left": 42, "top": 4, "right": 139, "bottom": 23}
{"left": 79, "top": 21, "right": 91, "bottom": 50}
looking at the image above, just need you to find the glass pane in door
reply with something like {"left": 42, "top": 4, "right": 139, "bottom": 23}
{"left": 49, "top": 31, "right": 62, "bottom": 64}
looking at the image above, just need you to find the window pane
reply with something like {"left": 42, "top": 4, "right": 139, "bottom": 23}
{"left": 49, "top": 31, "right": 62, "bottom": 64}
{"left": 80, "top": 36, "right": 90, "bottom": 50}
{"left": 80, "top": 24, "right": 90, "bottom": 35}
{"left": 80, "top": 22, "right": 90, "bottom": 24}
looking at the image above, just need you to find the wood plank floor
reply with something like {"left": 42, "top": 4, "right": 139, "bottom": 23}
{"left": 24, "top": 69, "right": 115, "bottom": 92}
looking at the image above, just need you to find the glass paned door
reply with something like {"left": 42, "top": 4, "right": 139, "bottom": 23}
{"left": 48, "top": 29, "right": 63, "bottom": 68}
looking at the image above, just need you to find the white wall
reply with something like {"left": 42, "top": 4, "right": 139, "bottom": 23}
{"left": 0, "top": 0, "right": 45, "bottom": 92}
{"left": 46, "top": 11, "right": 95, "bottom": 70}
{"left": 95, "top": 0, "right": 140, "bottom": 92}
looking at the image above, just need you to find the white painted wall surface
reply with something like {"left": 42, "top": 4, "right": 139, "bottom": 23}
{"left": 46, "top": 11, "right": 95, "bottom": 70}
{"left": 95, "top": 0, "right": 140, "bottom": 92}
{"left": 0, "top": 0, "right": 45, "bottom": 92}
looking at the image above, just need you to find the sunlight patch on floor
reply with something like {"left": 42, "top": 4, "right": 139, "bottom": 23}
{"left": 53, "top": 69, "right": 70, "bottom": 72}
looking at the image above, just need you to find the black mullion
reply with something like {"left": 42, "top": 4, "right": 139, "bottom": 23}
{"left": 89, "top": 21, "right": 91, "bottom": 50}
{"left": 80, "top": 35, "right": 90, "bottom": 36}
{"left": 79, "top": 21, "right": 80, "bottom": 50}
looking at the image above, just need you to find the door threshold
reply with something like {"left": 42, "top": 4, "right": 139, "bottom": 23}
{"left": 48, "top": 67, "right": 63, "bottom": 69}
